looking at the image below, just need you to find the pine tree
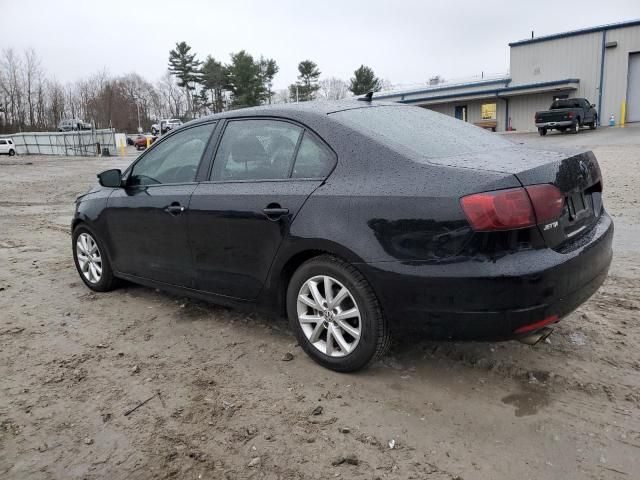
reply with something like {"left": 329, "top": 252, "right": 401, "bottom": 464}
{"left": 201, "top": 56, "right": 227, "bottom": 113}
{"left": 289, "top": 60, "right": 321, "bottom": 102}
{"left": 168, "top": 41, "right": 202, "bottom": 117}
{"left": 259, "top": 57, "right": 279, "bottom": 104}
{"left": 349, "top": 65, "right": 382, "bottom": 95}
{"left": 225, "top": 50, "right": 267, "bottom": 108}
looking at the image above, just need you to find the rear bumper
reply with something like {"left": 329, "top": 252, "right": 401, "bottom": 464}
{"left": 358, "top": 212, "right": 613, "bottom": 339}
{"left": 536, "top": 120, "right": 574, "bottom": 129}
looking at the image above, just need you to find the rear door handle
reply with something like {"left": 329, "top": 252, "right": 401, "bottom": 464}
{"left": 263, "top": 205, "right": 289, "bottom": 220}
{"left": 165, "top": 202, "right": 185, "bottom": 216}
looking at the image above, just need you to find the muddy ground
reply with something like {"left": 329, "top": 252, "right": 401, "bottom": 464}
{"left": 1, "top": 125, "right": 639, "bottom": 480}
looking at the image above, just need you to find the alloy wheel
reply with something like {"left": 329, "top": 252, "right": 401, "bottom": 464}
{"left": 296, "top": 275, "right": 361, "bottom": 357}
{"left": 76, "top": 232, "right": 103, "bottom": 284}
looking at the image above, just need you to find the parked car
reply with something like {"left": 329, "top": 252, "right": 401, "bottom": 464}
{"left": 134, "top": 134, "right": 157, "bottom": 151}
{"left": 535, "top": 98, "right": 598, "bottom": 135}
{"left": 71, "top": 100, "right": 613, "bottom": 372}
{"left": 151, "top": 118, "right": 183, "bottom": 135}
{"left": 58, "top": 118, "right": 92, "bottom": 132}
{"left": 0, "top": 138, "right": 16, "bottom": 156}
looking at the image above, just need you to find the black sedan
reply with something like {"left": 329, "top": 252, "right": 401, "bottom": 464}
{"left": 72, "top": 100, "right": 613, "bottom": 372}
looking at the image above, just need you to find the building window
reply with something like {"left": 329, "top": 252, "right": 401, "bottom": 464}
{"left": 481, "top": 103, "right": 497, "bottom": 120}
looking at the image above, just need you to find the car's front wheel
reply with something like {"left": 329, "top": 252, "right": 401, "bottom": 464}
{"left": 72, "top": 225, "right": 118, "bottom": 292}
{"left": 287, "top": 255, "right": 390, "bottom": 372}
{"left": 8, "top": 149, "right": 15, "bottom": 156}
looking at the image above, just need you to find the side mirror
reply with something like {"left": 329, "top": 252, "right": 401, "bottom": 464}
{"left": 97, "top": 169, "right": 122, "bottom": 188}
{"left": 591, "top": 104, "right": 596, "bottom": 108}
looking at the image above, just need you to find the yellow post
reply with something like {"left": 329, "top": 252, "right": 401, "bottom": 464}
{"left": 146, "top": 136, "right": 150, "bottom": 148}
{"left": 120, "top": 138, "right": 125, "bottom": 156}
{"left": 620, "top": 101, "right": 626, "bottom": 127}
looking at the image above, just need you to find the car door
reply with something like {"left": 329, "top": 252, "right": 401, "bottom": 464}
{"left": 0, "top": 140, "right": 7, "bottom": 154}
{"left": 104, "top": 121, "right": 217, "bottom": 287}
{"left": 189, "top": 118, "right": 336, "bottom": 299}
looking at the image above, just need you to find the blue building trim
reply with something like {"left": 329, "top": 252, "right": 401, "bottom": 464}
{"left": 509, "top": 19, "right": 640, "bottom": 47}
{"left": 397, "top": 78, "right": 580, "bottom": 105}
{"left": 374, "top": 77, "right": 511, "bottom": 100}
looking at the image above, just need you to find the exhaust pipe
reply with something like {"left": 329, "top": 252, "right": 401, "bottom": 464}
{"left": 517, "top": 327, "right": 553, "bottom": 346}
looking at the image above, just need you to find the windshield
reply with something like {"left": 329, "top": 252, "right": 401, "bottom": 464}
{"left": 330, "top": 105, "right": 512, "bottom": 159}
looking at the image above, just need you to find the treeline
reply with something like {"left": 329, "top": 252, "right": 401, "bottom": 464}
{"left": 0, "top": 43, "right": 388, "bottom": 134}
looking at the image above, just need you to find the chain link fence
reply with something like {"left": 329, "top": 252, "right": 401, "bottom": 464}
{"left": 9, "top": 129, "right": 117, "bottom": 156}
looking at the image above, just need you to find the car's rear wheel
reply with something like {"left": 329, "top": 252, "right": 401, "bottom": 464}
{"left": 287, "top": 255, "right": 390, "bottom": 372}
{"left": 72, "top": 225, "right": 117, "bottom": 292}
{"left": 538, "top": 127, "right": 547, "bottom": 136}
{"left": 572, "top": 120, "right": 580, "bottom": 134}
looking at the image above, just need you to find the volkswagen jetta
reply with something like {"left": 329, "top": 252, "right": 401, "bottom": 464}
{"left": 72, "top": 100, "right": 613, "bottom": 372}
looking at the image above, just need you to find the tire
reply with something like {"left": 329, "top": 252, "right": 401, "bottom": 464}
{"left": 538, "top": 127, "right": 547, "bottom": 136}
{"left": 590, "top": 116, "right": 597, "bottom": 130}
{"left": 72, "top": 225, "right": 118, "bottom": 292}
{"left": 8, "top": 149, "right": 15, "bottom": 156}
{"left": 287, "top": 255, "right": 390, "bottom": 372}
{"left": 571, "top": 119, "right": 580, "bottom": 134}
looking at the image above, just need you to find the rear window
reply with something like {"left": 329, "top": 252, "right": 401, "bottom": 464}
{"left": 330, "top": 106, "right": 511, "bottom": 159}
{"left": 551, "top": 99, "right": 581, "bottom": 109}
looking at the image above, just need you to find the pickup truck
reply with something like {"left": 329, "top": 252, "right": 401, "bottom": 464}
{"left": 534, "top": 98, "right": 598, "bottom": 135}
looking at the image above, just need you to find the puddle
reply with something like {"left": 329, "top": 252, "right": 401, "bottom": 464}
{"left": 501, "top": 388, "right": 551, "bottom": 417}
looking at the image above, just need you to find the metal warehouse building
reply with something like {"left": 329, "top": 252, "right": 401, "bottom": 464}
{"left": 377, "top": 19, "right": 640, "bottom": 132}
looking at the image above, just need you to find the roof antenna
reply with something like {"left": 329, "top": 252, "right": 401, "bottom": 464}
{"left": 358, "top": 91, "right": 374, "bottom": 102}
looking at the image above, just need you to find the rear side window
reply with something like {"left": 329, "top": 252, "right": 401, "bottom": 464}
{"left": 211, "top": 120, "right": 302, "bottom": 181}
{"left": 292, "top": 133, "right": 335, "bottom": 178}
{"left": 0, "top": 140, "right": 6, "bottom": 145}
{"left": 331, "top": 106, "right": 511, "bottom": 159}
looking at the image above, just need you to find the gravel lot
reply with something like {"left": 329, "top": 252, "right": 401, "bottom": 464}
{"left": 1, "top": 125, "right": 639, "bottom": 480}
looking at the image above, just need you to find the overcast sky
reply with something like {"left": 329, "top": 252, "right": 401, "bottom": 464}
{"left": 2, "top": 0, "right": 639, "bottom": 90}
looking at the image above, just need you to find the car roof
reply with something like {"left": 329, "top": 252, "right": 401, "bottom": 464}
{"left": 188, "top": 98, "right": 402, "bottom": 125}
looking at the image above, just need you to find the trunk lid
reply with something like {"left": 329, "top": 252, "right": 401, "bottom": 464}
{"left": 515, "top": 149, "right": 603, "bottom": 250}
{"left": 427, "top": 146, "right": 603, "bottom": 249}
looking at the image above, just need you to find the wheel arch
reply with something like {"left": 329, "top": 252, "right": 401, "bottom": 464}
{"left": 266, "top": 241, "right": 366, "bottom": 316}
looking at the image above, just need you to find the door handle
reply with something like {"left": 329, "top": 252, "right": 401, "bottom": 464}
{"left": 165, "top": 202, "right": 185, "bottom": 216}
{"left": 263, "top": 204, "right": 289, "bottom": 220}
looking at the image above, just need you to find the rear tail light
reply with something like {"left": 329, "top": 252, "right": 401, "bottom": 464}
{"left": 567, "top": 112, "right": 574, "bottom": 119}
{"left": 460, "top": 185, "right": 564, "bottom": 231}
{"left": 525, "top": 184, "right": 564, "bottom": 223}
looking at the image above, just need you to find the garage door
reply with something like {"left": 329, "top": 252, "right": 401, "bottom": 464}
{"left": 628, "top": 53, "right": 640, "bottom": 123}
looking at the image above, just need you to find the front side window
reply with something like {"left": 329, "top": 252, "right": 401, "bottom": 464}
{"left": 292, "top": 133, "right": 335, "bottom": 178}
{"left": 481, "top": 103, "right": 497, "bottom": 120}
{"left": 211, "top": 120, "right": 302, "bottom": 181}
{"left": 130, "top": 122, "right": 216, "bottom": 186}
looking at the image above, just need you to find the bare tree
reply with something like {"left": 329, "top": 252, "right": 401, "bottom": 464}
{"left": 0, "top": 48, "right": 25, "bottom": 129}
{"left": 24, "top": 48, "right": 41, "bottom": 127}
{"left": 318, "top": 77, "right": 350, "bottom": 101}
